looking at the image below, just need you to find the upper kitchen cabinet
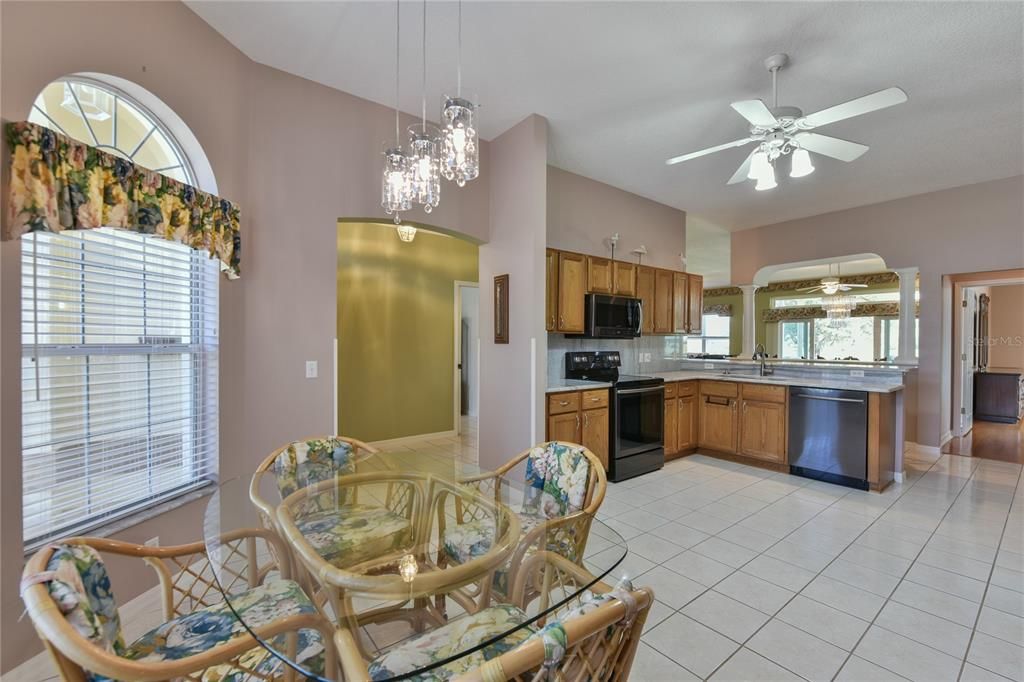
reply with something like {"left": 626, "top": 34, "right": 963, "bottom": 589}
{"left": 546, "top": 249, "right": 558, "bottom": 332}
{"left": 687, "top": 274, "right": 704, "bottom": 334}
{"left": 587, "top": 256, "right": 613, "bottom": 293}
{"left": 555, "top": 250, "right": 586, "bottom": 333}
{"left": 612, "top": 261, "right": 636, "bottom": 296}
{"left": 672, "top": 272, "right": 689, "bottom": 334}
{"left": 653, "top": 268, "right": 674, "bottom": 334}
{"left": 636, "top": 266, "right": 655, "bottom": 334}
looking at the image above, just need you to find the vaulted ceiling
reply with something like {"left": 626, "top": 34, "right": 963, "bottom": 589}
{"left": 188, "top": 1, "right": 1023, "bottom": 231}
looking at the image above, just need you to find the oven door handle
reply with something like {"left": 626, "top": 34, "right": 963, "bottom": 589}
{"left": 617, "top": 386, "right": 665, "bottom": 396}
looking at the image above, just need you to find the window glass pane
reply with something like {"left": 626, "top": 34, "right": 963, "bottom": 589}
{"left": 814, "top": 317, "right": 875, "bottom": 361}
{"left": 884, "top": 319, "right": 899, "bottom": 361}
{"left": 706, "top": 338, "right": 730, "bottom": 355}
{"left": 684, "top": 337, "right": 703, "bottom": 354}
{"left": 780, "top": 321, "right": 810, "bottom": 359}
{"left": 704, "top": 314, "right": 730, "bottom": 337}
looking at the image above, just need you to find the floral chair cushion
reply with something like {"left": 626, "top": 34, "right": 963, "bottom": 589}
{"left": 522, "top": 442, "right": 590, "bottom": 519}
{"left": 97, "top": 579, "right": 324, "bottom": 682}
{"left": 272, "top": 437, "right": 356, "bottom": 498}
{"left": 44, "top": 545, "right": 126, "bottom": 658}
{"left": 295, "top": 504, "right": 412, "bottom": 568}
{"left": 368, "top": 604, "right": 534, "bottom": 681}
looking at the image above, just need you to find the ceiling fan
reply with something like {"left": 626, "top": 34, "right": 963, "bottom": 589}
{"left": 665, "top": 53, "right": 907, "bottom": 190}
{"left": 797, "top": 276, "right": 868, "bottom": 295}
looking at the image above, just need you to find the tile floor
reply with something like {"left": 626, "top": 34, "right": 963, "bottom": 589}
{"left": 9, "top": 421, "right": 1024, "bottom": 682}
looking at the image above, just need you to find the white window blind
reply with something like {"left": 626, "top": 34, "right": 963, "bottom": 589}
{"left": 22, "top": 228, "right": 218, "bottom": 548}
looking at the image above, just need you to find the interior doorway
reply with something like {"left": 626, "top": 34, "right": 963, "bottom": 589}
{"left": 454, "top": 281, "right": 479, "bottom": 436}
{"left": 946, "top": 269, "right": 1024, "bottom": 463}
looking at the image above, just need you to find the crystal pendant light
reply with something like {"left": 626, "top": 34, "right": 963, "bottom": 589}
{"left": 441, "top": 0, "right": 479, "bottom": 187}
{"left": 382, "top": 0, "right": 411, "bottom": 226}
{"left": 406, "top": 0, "right": 441, "bottom": 213}
{"left": 821, "top": 294, "right": 857, "bottom": 320}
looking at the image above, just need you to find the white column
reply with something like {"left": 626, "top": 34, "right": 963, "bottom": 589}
{"left": 894, "top": 267, "right": 918, "bottom": 365}
{"left": 740, "top": 285, "right": 759, "bottom": 358}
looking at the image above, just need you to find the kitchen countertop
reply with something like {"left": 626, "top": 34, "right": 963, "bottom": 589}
{"left": 652, "top": 370, "right": 904, "bottom": 394}
{"left": 546, "top": 379, "right": 613, "bottom": 394}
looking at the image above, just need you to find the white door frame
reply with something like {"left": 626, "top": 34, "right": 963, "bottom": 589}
{"left": 453, "top": 280, "right": 479, "bottom": 436}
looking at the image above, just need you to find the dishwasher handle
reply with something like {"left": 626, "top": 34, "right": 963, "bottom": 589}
{"left": 792, "top": 393, "right": 865, "bottom": 404}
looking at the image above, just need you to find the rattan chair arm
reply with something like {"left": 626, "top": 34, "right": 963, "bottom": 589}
{"left": 334, "top": 627, "right": 372, "bottom": 682}
{"left": 62, "top": 529, "right": 283, "bottom": 562}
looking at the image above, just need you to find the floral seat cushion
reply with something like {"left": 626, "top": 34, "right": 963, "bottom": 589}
{"left": 522, "top": 442, "right": 590, "bottom": 519}
{"left": 273, "top": 437, "right": 356, "bottom": 498}
{"left": 295, "top": 504, "right": 412, "bottom": 568}
{"left": 44, "top": 545, "right": 126, "bottom": 659}
{"left": 368, "top": 604, "right": 534, "bottom": 681}
{"left": 104, "top": 579, "right": 324, "bottom": 682}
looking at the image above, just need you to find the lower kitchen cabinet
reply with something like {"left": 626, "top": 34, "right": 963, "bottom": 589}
{"left": 582, "top": 406, "right": 610, "bottom": 470}
{"left": 739, "top": 399, "right": 786, "bottom": 463}
{"left": 677, "top": 394, "right": 697, "bottom": 451}
{"left": 547, "top": 411, "right": 580, "bottom": 443}
{"left": 546, "top": 389, "right": 610, "bottom": 470}
{"left": 699, "top": 395, "right": 738, "bottom": 453}
{"left": 663, "top": 396, "right": 677, "bottom": 455}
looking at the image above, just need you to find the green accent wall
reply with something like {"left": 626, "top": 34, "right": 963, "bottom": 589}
{"left": 337, "top": 223, "right": 478, "bottom": 442}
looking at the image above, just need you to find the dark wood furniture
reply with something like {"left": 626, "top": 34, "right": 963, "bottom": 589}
{"left": 975, "top": 369, "right": 1024, "bottom": 423}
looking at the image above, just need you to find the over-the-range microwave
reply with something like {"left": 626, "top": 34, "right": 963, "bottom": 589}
{"left": 573, "top": 293, "right": 642, "bottom": 339}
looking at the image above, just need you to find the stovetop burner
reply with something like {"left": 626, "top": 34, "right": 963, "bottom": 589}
{"left": 564, "top": 352, "right": 664, "bottom": 388}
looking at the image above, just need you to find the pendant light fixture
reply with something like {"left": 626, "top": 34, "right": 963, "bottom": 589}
{"left": 406, "top": 0, "right": 441, "bottom": 214}
{"left": 441, "top": 0, "right": 479, "bottom": 187}
{"left": 382, "top": 0, "right": 412, "bottom": 228}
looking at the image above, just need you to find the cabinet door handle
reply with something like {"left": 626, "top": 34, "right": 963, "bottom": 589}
{"left": 576, "top": 414, "right": 581, "bottom": 431}
{"left": 590, "top": 396, "right": 600, "bottom": 402}
{"left": 584, "top": 413, "right": 589, "bottom": 426}
{"left": 559, "top": 400, "right": 569, "bottom": 407}
{"left": 559, "top": 315, "right": 564, "bottom": 327}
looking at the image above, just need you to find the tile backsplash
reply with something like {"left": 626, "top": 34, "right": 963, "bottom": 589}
{"left": 547, "top": 334, "right": 688, "bottom": 381}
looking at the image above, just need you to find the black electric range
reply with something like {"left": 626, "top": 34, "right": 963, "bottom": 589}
{"left": 565, "top": 351, "right": 665, "bottom": 482}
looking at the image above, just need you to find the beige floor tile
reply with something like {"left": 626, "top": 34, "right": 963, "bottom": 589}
{"left": 741, "top": 555, "right": 817, "bottom": 592}
{"left": 629, "top": 642, "right": 701, "bottom": 681}
{"left": 977, "top": 605, "right": 1024, "bottom": 645}
{"left": 874, "top": 600, "right": 973, "bottom": 658}
{"left": 890, "top": 579, "right": 981, "bottom": 626}
{"left": 689, "top": 536, "right": 758, "bottom": 568}
{"left": 635, "top": 566, "right": 708, "bottom": 609}
{"left": 662, "top": 550, "right": 734, "bottom": 587}
{"left": 775, "top": 595, "right": 870, "bottom": 650}
{"left": 715, "top": 524, "right": 778, "bottom": 553}
{"left": 836, "top": 655, "right": 911, "bottom": 681}
{"left": 645, "top": 614, "right": 740, "bottom": 679}
{"left": 747, "top": 619, "right": 848, "bottom": 681}
{"left": 986, "top": 584, "right": 1024, "bottom": 618}
{"left": 822, "top": 558, "right": 901, "bottom": 597}
{"left": 904, "top": 561, "right": 987, "bottom": 602}
{"left": 853, "top": 625, "right": 963, "bottom": 682}
{"left": 626, "top": 532, "right": 687, "bottom": 564}
{"left": 839, "top": 543, "right": 914, "bottom": 577}
{"left": 967, "top": 632, "right": 1024, "bottom": 682}
{"left": 713, "top": 571, "right": 795, "bottom": 616}
{"left": 764, "top": 539, "right": 836, "bottom": 572}
{"left": 641, "top": 599, "right": 676, "bottom": 634}
{"left": 960, "top": 663, "right": 1016, "bottom": 682}
{"left": 681, "top": 590, "right": 770, "bottom": 642}
{"left": 800, "top": 574, "right": 887, "bottom": 621}
{"left": 709, "top": 647, "right": 803, "bottom": 681}
{"left": 645, "top": 520, "right": 710, "bottom": 548}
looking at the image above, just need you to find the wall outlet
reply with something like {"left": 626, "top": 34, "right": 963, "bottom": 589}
{"left": 145, "top": 536, "right": 160, "bottom": 547}
{"left": 850, "top": 369, "right": 865, "bottom": 378}
{"left": 305, "top": 360, "right": 318, "bottom": 379}
{"left": 704, "top": 363, "right": 715, "bottom": 369}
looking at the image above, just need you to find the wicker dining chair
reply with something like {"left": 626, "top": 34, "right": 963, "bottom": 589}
{"left": 21, "top": 533, "right": 337, "bottom": 682}
{"left": 334, "top": 551, "right": 652, "bottom": 682}
{"left": 437, "top": 441, "right": 607, "bottom": 606}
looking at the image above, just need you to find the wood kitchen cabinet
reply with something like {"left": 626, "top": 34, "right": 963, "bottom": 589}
{"left": 636, "top": 266, "right": 655, "bottom": 334}
{"left": 654, "top": 269, "right": 674, "bottom": 334}
{"left": 663, "top": 394, "right": 678, "bottom": 456}
{"left": 545, "top": 249, "right": 558, "bottom": 332}
{"left": 587, "top": 256, "right": 613, "bottom": 294}
{"left": 612, "top": 261, "right": 636, "bottom": 296}
{"left": 698, "top": 382, "right": 739, "bottom": 454}
{"left": 677, "top": 393, "right": 698, "bottom": 452}
{"left": 556, "top": 251, "right": 586, "bottom": 333}
{"left": 672, "top": 273, "right": 689, "bottom": 334}
{"left": 546, "top": 388, "right": 610, "bottom": 470}
{"left": 739, "top": 400, "right": 786, "bottom": 463}
{"left": 687, "top": 274, "right": 704, "bottom": 335}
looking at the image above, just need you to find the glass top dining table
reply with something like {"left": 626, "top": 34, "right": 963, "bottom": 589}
{"left": 203, "top": 449, "right": 629, "bottom": 681}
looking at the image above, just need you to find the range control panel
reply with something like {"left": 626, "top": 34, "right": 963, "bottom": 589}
{"left": 565, "top": 351, "right": 621, "bottom": 372}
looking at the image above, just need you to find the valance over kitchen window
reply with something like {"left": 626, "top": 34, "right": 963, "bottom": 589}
{"left": 5, "top": 121, "right": 240, "bottom": 278}
{"left": 762, "top": 301, "right": 918, "bottom": 322}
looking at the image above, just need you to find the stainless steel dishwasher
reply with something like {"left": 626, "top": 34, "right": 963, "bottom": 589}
{"left": 788, "top": 386, "right": 869, "bottom": 490}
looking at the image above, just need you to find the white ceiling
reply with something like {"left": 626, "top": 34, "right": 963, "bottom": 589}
{"left": 187, "top": 1, "right": 1023, "bottom": 231}
{"left": 764, "top": 256, "right": 889, "bottom": 284}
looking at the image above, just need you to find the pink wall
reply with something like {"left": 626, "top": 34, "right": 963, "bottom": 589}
{"left": 547, "top": 166, "right": 686, "bottom": 269}
{"left": 988, "top": 284, "right": 1024, "bottom": 369}
{"left": 730, "top": 176, "right": 1024, "bottom": 447}
{"left": 478, "top": 116, "right": 549, "bottom": 470}
{"left": 0, "top": 0, "right": 492, "bottom": 669}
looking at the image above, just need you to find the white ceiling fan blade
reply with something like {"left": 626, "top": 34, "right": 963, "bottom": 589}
{"left": 731, "top": 100, "right": 779, "bottom": 128}
{"left": 727, "top": 149, "right": 758, "bottom": 184}
{"left": 666, "top": 138, "right": 753, "bottom": 166}
{"left": 796, "top": 286, "right": 824, "bottom": 292}
{"left": 841, "top": 284, "right": 869, "bottom": 289}
{"left": 793, "top": 132, "right": 869, "bottom": 162}
{"left": 799, "top": 87, "right": 908, "bottom": 129}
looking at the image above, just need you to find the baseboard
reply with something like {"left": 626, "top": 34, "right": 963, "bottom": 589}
{"left": 894, "top": 471, "right": 905, "bottom": 483}
{"left": 368, "top": 429, "right": 457, "bottom": 448}
{"left": 940, "top": 431, "right": 953, "bottom": 447}
{"left": 905, "top": 441, "right": 942, "bottom": 456}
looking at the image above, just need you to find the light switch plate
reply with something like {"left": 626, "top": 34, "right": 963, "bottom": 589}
{"left": 850, "top": 369, "right": 865, "bottom": 377}
{"left": 305, "top": 360, "right": 318, "bottom": 379}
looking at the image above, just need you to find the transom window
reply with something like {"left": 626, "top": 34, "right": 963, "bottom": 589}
{"left": 28, "top": 78, "right": 195, "bottom": 184}
{"left": 22, "top": 78, "right": 217, "bottom": 548}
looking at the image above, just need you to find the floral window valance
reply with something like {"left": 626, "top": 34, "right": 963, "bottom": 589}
{"left": 5, "top": 121, "right": 240, "bottom": 278}
{"left": 704, "top": 303, "right": 732, "bottom": 316}
{"left": 762, "top": 301, "right": 918, "bottom": 322}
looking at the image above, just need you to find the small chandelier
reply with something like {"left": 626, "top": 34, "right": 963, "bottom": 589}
{"left": 382, "top": 0, "right": 412, "bottom": 227}
{"left": 821, "top": 294, "right": 857, "bottom": 321}
{"left": 440, "top": 1, "right": 479, "bottom": 187}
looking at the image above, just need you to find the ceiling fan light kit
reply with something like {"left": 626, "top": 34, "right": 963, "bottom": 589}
{"left": 665, "top": 52, "right": 908, "bottom": 192}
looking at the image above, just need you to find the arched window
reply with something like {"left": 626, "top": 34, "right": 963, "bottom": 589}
{"left": 21, "top": 77, "right": 219, "bottom": 547}
{"left": 28, "top": 77, "right": 196, "bottom": 184}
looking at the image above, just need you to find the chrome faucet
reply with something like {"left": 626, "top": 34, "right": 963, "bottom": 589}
{"left": 753, "top": 343, "right": 774, "bottom": 376}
